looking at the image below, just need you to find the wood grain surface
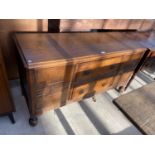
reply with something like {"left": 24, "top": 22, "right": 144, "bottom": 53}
{"left": 0, "top": 19, "right": 48, "bottom": 79}
{"left": 14, "top": 31, "right": 148, "bottom": 118}
{"left": 113, "top": 82, "right": 155, "bottom": 134}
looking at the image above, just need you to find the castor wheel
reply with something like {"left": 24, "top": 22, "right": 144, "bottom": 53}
{"left": 29, "top": 116, "right": 38, "bottom": 126}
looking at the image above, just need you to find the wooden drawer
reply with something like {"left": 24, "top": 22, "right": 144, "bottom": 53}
{"left": 94, "top": 77, "right": 114, "bottom": 92}
{"left": 75, "top": 65, "right": 120, "bottom": 85}
{"left": 74, "top": 56, "right": 122, "bottom": 84}
{"left": 74, "top": 53, "right": 142, "bottom": 85}
{"left": 77, "top": 56, "right": 123, "bottom": 72}
{"left": 71, "top": 83, "right": 93, "bottom": 101}
{"left": 71, "top": 77, "right": 113, "bottom": 101}
{"left": 34, "top": 65, "right": 73, "bottom": 84}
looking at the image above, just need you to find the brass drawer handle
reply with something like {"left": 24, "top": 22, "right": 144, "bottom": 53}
{"left": 79, "top": 89, "right": 84, "bottom": 94}
{"left": 83, "top": 70, "right": 91, "bottom": 75}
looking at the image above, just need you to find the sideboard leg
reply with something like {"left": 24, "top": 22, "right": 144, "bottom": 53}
{"left": 92, "top": 96, "right": 96, "bottom": 102}
{"left": 29, "top": 115, "right": 38, "bottom": 127}
{"left": 116, "top": 86, "right": 125, "bottom": 93}
{"left": 8, "top": 113, "right": 15, "bottom": 124}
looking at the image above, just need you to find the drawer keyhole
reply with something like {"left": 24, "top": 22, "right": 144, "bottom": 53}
{"left": 79, "top": 89, "right": 84, "bottom": 94}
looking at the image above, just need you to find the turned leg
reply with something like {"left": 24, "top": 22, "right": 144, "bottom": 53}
{"left": 8, "top": 113, "right": 15, "bottom": 124}
{"left": 92, "top": 96, "right": 96, "bottom": 102}
{"left": 29, "top": 115, "right": 38, "bottom": 127}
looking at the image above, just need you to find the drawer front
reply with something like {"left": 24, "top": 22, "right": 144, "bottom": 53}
{"left": 75, "top": 65, "right": 120, "bottom": 85}
{"left": 34, "top": 65, "right": 73, "bottom": 84}
{"left": 77, "top": 56, "right": 122, "bottom": 72}
{"left": 94, "top": 77, "right": 114, "bottom": 92}
{"left": 71, "top": 83, "right": 93, "bottom": 101}
{"left": 74, "top": 56, "right": 122, "bottom": 84}
{"left": 71, "top": 77, "right": 113, "bottom": 101}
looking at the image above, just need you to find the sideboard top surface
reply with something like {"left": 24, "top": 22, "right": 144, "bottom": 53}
{"left": 14, "top": 31, "right": 155, "bottom": 68}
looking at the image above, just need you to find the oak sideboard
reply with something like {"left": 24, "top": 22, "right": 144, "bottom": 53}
{"left": 13, "top": 31, "right": 155, "bottom": 126}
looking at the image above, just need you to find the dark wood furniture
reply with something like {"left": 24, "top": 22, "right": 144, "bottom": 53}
{"left": 113, "top": 82, "right": 155, "bottom": 135}
{"left": 0, "top": 49, "right": 15, "bottom": 123}
{"left": 13, "top": 32, "right": 152, "bottom": 126}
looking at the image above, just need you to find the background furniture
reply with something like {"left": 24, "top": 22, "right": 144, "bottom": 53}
{"left": 48, "top": 19, "right": 155, "bottom": 32}
{"left": 0, "top": 19, "right": 48, "bottom": 79}
{"left": 113, "top": 82, "right": 155, "bottom": 135}
{"left": 0, "top": 48, "right": 15, "bottom": 123}
{"left": 13, "top": 32, "right": 150, "bottom": 126}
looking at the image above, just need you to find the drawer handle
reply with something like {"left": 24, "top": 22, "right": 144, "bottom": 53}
{"left": 83, "top": 70, "right": 91, "bottom": 75}
{"left": 102, "top": 83, "right": 106, "bottom": 87}
{"left": 79, "top": 89, "right": 84, "bottom": 94}
{"left": 102, "top": 83, "right": 105, "bottom": 87}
